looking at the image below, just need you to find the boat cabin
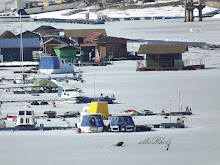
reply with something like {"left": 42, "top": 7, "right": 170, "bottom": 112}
{"left": 77, "top": 113, "right": 104, "bottom": 133}
{"left": 16, "top": 110, "right": 36, "bottom": 127}
{"left": 109, "top": 115, "right": 135, "bottom": 132}
{"left": 58, "top": 86, "right": 82, "bottom": 99}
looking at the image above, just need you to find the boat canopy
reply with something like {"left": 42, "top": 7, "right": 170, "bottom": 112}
{"left": 88, "top": 102, "right": 110, "bottom": 118}
{"left": 81, "top": 114, "right": 104, "bottom": 127}
{"left": 39, "top": 56, "right": 60, "bottom": 69}
{"left": 34, "top": 80, "right": 58, "bottom": 88}
{"left": 110, "top": 116, "right": 135, "bottom": 127}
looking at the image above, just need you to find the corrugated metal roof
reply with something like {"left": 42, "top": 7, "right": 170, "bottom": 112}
{"left": 138, "top": 44, "right": 188, "bottom": 54}
{"left": 84, "top": 32, "right": 103, "bottom": 42}
{"left": 0, "top": 38, "right": 40, "bottom": 48}
{"left": 95, "top": 36, "right": 128, "bottom": 43}
{"left": 64, "top": 29, "right": 107, "bottom": 38}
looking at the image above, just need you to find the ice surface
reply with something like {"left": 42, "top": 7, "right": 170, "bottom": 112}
{"left": 0, "top": 3, "right": 220, "bottom": 165}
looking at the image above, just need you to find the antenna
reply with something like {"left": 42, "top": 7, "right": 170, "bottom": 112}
{"left": 179, "top": 90, "right": 183, "bottom": 112}
{"left": 169, "top": 100, "right": 171, "bottom": 123}
{"left": 94, "top": 77, "right": 96, "bottom": 97}
{"left": 179, "top": 90, "right": 180, "bottom": 112}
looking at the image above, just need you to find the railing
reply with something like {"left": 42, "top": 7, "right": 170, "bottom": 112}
{"left": 0, "top": 61, "right": 39, "bottom": 67}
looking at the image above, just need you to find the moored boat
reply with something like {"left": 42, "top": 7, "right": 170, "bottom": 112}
{"left": 0, "top": 8, "right": 30, "bottom": 22}
{"left": 15, "top": 110, "right": 36, "bottom": 128}
{"left": 38, "top": 56, "right": 74, "bottom": 74}
{"left": 22, "top": 0, "right": 84, "bottom": 14}
{"left": 77, "top": 113, "right": 105, "bottom": 133}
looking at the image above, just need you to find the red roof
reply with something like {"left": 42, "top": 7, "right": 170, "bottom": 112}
{"left": 84, "top": 32, "right": 103, "bottom": 42}
{"left": 80, "top": 43, "right": 97, "bottom": 47}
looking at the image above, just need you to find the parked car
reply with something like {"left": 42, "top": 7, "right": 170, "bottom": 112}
{"left": 44, "top": 111, "right": 56, "bottom": 118}
{"left": 130, "top": 111, "right": 142, "bottom": 116}
{"left": 31, "top": 101, "right": 39, "bottom": 105}
{"left": 64, "top": 111, "right": 80, "bottom": 118}
{"left": 140, "top": 110, "right": 154, "bottom": 116}
{"left": 40, "top": 101, "right": 49, "bottom": 105}
{"left": 124, "top": 109, "right": 142, "bottom": 116}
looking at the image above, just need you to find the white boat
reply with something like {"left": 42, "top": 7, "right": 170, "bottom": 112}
{"left": 15, "top": 110, "right": 36, "bottom": 127}
{"left": 14, "top": 74, "right": 35, "bottom": 84}
{"left": 38, "top": 56, "right": 74, "bottom": 74}
{"left": 22, "top": 0, "right": 84, "bottom": 15}
{"left": 77, "top": 113, "right": 105, "bottom": 133}
{"left": 0, "top": 8, "right": 30, "bottom": 22}
{"left": 58, "top": 86, "right": 82, "bottom": 102}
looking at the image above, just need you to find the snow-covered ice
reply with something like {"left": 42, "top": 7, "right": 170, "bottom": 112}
{"left": 0, "top": 3, "right": 220, "bottom": 165}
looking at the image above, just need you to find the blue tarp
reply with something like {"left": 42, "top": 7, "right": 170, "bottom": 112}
{"left": 81, "top": 114, "right": 104, "bottom": 127}
{"left": 39, "top": 56, "right": 60, "bottom": 69}
{"left": 58, "top": 86, "right": 63, "bottom": 97}
{"left": 110, "top": 116, "right": 135, "bottom": 127}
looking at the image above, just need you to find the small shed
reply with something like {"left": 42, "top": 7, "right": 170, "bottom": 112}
{"left": 95, "top": 36, "right": 128, "bottom": 58}
{"left": 41, "top": 38, "right": 67, "bottom": 56}
{"left": 54, "top": 45, "right": 76, "bottom": 63}
{"left": 138, "top": 44, "right": 188, "bottom": 71}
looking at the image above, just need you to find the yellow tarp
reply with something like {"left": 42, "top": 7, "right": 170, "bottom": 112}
{"left": 56, "top": 1, "right": 62, "bottom": 4}
{"left": 43, "top": 2, "right": 49, "bottom": 7}
{"left": 88, "top": 102, "right": 110, "bottom": 118}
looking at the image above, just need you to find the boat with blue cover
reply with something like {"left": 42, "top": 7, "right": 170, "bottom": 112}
{"left": 77, "top": 113, "right": 105, "bottom": 133}
{"left": 108, "top": 115, "right": 135, "bottom": 132}
{"left": 38, "top": 56, "right": 74, "bottom": 74}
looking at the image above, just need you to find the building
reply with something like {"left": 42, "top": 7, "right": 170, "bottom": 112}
{"left": 0, "top": 30, "right": 18, "bottom": 39}
{"left": 17, "top": 30, "right": 40, "bottom": 39}
{"left": 0, "top": 38, "right": 40, "bottom": 62}
{"left": 54, "top": 45, "right": 77, "bottom": 63}
{"left": 64, "top": 29, "right": 107, "bottom": 46}
{"left": 80, "top": 35, "right": 129, "bottom": 60}
{"left": 137, "top": 44, "right": 188, "bottom": 71}
{"left": 95, "top": 36, "right": 129, "bottom": 59}
{"left": 41, "top": 38, "right": 68, "bottom": 56}
{"left": 32, "top": 25, "right": 64, "bottom": 42}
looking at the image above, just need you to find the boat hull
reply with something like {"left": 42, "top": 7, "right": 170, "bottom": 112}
{"left": 0, "top": 17, "right": 30, "bottom": 22}
{"left": 39, "top": 68, "right": 74, "bottom": 74}
{"left": 78, "top": 126, "right": 104, "bottom": 133}
{"left": 25, "top": 1, "right": 83, "bottom": 14}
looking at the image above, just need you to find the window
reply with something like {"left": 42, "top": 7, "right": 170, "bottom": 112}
{"left": 62, "top": 60, "right": 64, "bottom": 63}
{"left": 26, "top": 111, "right": 32, "bottom": 115}
{"left": 20, "top": 118, "right": 23, "bottom": 123}
{"left": 26, "top": 118, "right": 30, "bottom": 124}
{"left": 19, "top": 111, "right": 25, "bottom": 115}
